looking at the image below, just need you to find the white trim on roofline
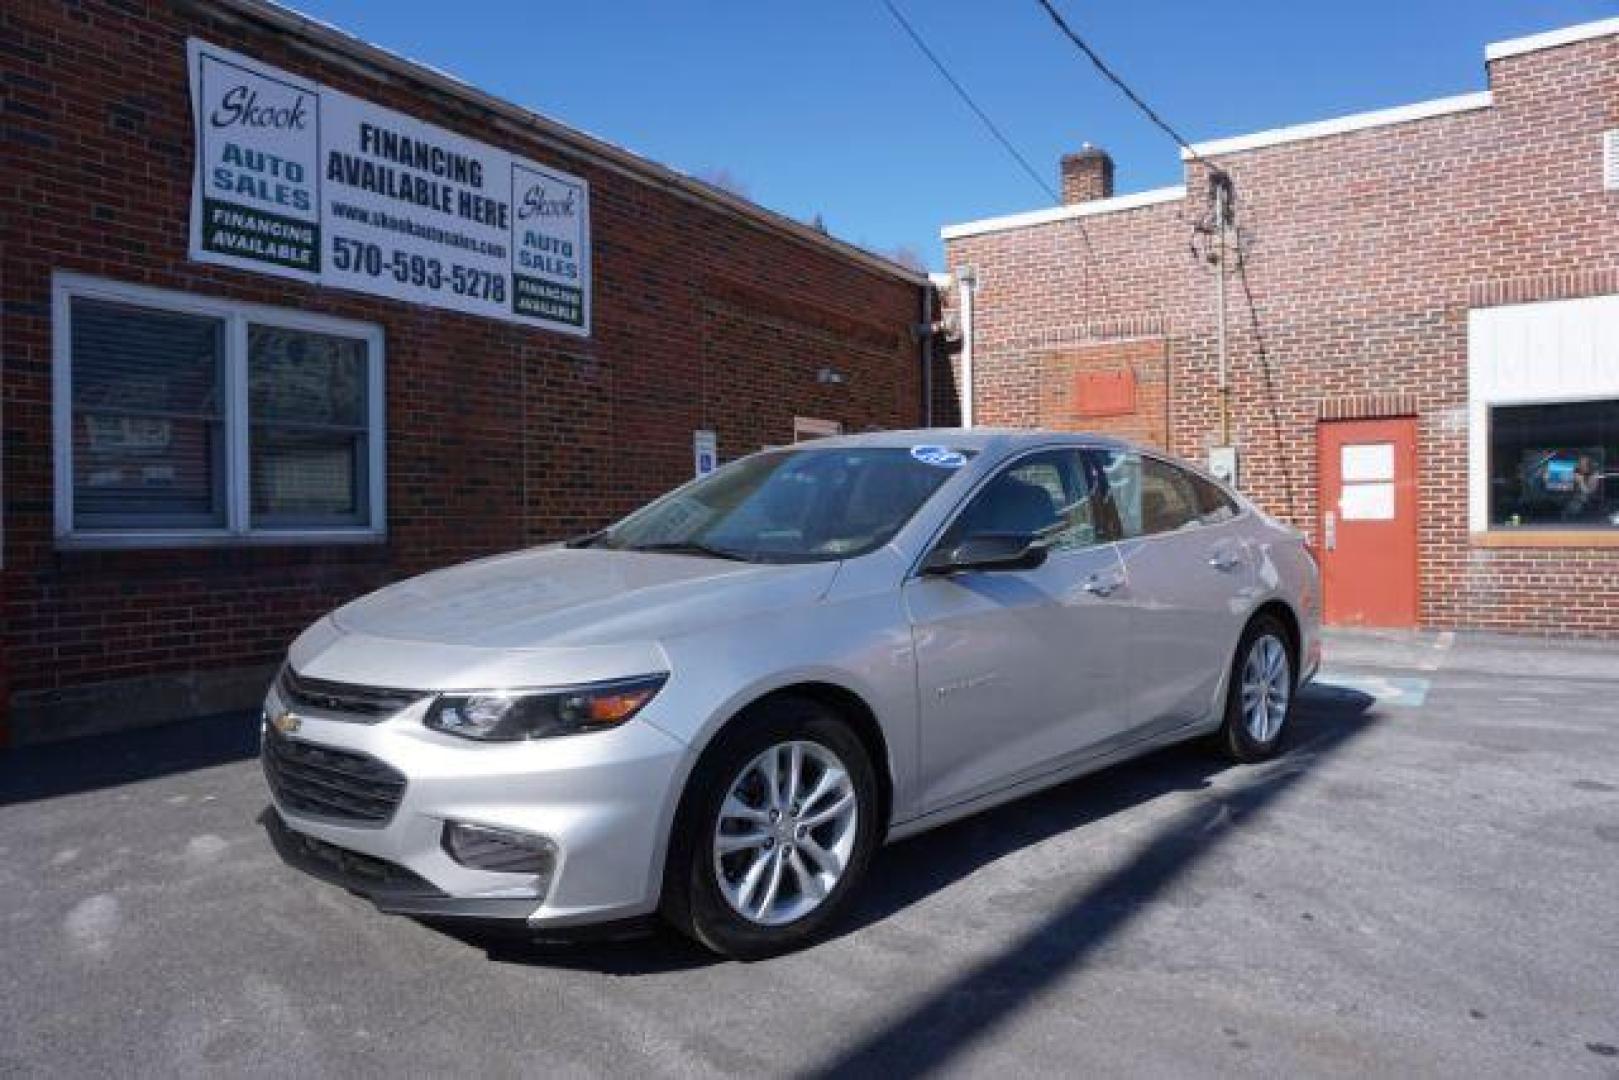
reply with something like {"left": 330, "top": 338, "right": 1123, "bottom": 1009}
{"left": 1486, "top": 16, "right": 1619, "bottom": 61}
{"left": 1181, "top": 91, "right": 1493, "bottom": 160}
{"left": 940, "top": 185, "right": 1186, "bottom": 241}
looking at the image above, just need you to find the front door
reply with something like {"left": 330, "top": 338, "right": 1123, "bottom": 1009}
{"left": 905, "top": 448, "right": 1132, "bottom": 813}
{"left": 1317, "top": 417, "right": 1419, "bottom": 627}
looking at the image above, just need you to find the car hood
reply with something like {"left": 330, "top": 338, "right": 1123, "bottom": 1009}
{"left": 330, "top": 546, "right": 841, "bottom": 650}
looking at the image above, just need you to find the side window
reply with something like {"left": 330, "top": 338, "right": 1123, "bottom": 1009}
{"left": 1191, "top": 473, "right": 1240, "bottom": 525}
{"left": 1092, "top": 450, "right": 1202, "bottom": 538}
{"left": 942, "top": 449, "right": 1103, "bottom": 552}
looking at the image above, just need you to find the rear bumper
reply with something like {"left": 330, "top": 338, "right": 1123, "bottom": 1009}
{"left": 1301, "top": 629, "right": 1322, "bottom": 686}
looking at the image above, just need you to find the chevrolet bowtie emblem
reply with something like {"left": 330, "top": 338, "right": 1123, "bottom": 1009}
{"left": 270, "top": 710, "right": 301, "bottom": 735}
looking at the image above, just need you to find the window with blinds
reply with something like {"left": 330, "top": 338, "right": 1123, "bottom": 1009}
{"left": 70, "top": 299, "right": 227, "bottom": 528}
{"left": 249, "top": 326, "right": 370, "bottom": 527}
{"left": 54, "top": 275, "right": 385, "bottom": 545}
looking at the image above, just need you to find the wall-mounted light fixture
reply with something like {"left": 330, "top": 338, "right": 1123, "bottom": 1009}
{"left": 816, "top": 366, "right": 848, "bottom": 385}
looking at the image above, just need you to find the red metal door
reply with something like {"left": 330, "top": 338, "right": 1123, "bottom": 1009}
{"left": 1317, "top": 417, "right": 1419, "bottom": 628}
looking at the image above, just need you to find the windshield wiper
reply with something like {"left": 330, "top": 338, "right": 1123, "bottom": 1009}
{"left": 564, "top": 529, "right": 609, "bottom": 549}
{"left": 624, "top": 540, "right": 757, "bottom": 562}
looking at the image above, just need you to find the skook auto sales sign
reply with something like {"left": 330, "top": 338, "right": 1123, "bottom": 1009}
{"left": 188, "top": 39, "right": 591, "bottom": 336}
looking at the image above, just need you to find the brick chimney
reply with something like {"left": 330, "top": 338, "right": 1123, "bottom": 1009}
{"left": 1060, "top": 145, "right": 1114, "bottom": 204}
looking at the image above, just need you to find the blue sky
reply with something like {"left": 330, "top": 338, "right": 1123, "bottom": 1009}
{"left": 292, "top": 0, "right": 1615, "bottom": 269}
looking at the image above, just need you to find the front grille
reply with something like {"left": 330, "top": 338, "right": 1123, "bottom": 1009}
{"left": 277, "top": 666, "right": 427, "bottom": 722}
{"left": 262, "top": 728, "right": 407, "bottom": 825}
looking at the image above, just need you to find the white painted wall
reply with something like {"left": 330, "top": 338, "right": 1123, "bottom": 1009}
{"left": 1467, "top": 294, "right": 1619, "bottom": 532}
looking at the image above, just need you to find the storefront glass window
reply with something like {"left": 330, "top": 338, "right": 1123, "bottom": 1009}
{"left": 1488, "top": 400, "right": 1619, "bottom": 529}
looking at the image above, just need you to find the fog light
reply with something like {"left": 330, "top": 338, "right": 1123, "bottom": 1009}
{"left": 442, "top": 821, "right": 556, "bottom": 877}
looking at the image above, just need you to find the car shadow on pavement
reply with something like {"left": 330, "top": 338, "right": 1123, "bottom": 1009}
{"left": 835, "top": 682, "right": 1376, "bottom": 941}
{"left": 447, "top": 683, "right": 1376, "bottom": 980}
{"left": 800, "top": 683, "right": 1379, "bottom": 1078}
{"left": 431, "top": 917, "right": 718, "bottom": 974}
{"left": 0, "top": 709, "right": 261, "bottom": 806}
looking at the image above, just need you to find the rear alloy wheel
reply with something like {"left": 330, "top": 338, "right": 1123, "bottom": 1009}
{"left": 1218, "top": 615, "right": 1295, "bottom": 762}
{"left": 664, "top": 698, "right": 879, "bottom": 959}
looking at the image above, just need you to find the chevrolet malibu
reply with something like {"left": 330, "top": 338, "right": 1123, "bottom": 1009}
{"left": 262, "top": 429, "right": 1319, "bottom": 958}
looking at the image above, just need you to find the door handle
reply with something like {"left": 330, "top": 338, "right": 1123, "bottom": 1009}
{"left": 1323, "top": 511, "right": 1337, "bottom": 552}
{"left": 1082, "top": 572, "right": 1122, "bottom": 597}
{"left": 1208, "top": 552, "right": 1241, "bottom": 572}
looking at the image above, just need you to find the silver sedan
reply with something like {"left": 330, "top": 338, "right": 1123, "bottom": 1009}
{"left": 262, "top": 430, "right": 1320, "bottom": 957}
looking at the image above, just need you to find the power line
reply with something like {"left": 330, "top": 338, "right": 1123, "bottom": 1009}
{"left": 877, "top": 0, "right": 1111, "bottom": 301}
{"left": 878, "top": 0, "right": 1058, "bottom": 202}
{"left": 1229, "top": 214, "right": 1299, "bottom": 513}
{"left": 1031, "top": 0, "right": 1295, "bottom": 497}
{"left": 1030, "top": 0, "right": 1224, "bottom": 177}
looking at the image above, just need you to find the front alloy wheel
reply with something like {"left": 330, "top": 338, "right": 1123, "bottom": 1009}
{"left": 713, "top": 740, "right": 858, "bottom": 926}
{"left": 663, "top": 697, "right": 879, "bottom": 959}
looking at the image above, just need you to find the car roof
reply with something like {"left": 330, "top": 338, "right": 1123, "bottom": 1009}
{"left": 794, "top": 428, "right": 1136, "bottom": 456}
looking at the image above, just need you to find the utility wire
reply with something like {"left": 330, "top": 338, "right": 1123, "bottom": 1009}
{"left": 879, "top": 0, "right": 1058, "bottom": 202}
{"left": 1031, "top": 0, "right": 1296, "bottom": 502}
{"left": 877, "top": 0, "right": 1111, "bottom": 301}
{"left": 1230, "top": 215, "right": 1299, "bottom": 513}
{"left": 1031, "top": 0, "right": 1222, "bottom": 176}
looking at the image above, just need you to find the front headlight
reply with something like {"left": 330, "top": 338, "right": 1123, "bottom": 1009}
{"left": 423, "top": 674, "right": 668, "bottom": 741}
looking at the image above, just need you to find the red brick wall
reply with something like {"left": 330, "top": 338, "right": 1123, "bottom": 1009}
{"left": 1037, "top": 335, "right": 1168, "bottom": 447}
{"left": 0, "top": 0, "right": 924, "bottom": 723}
{"left": 942, "top": 31, "right": 1619, "bottom": 636}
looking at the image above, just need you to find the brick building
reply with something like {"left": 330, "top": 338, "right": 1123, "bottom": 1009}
{"left": 939, "top": 17, "right": 1619, "bottom": 636}
{"left": 0, "top": 0, "right": 930, "bottom": 743}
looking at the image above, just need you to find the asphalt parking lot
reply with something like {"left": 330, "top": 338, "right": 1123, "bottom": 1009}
{"left": 4, "top": 629, "right": 1618, "bottom": 1078}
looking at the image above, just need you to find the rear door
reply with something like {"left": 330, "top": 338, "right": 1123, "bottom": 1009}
{"left": 1090, "top": 448, "right": 1254, "bottom": 736}
{"left": 905, "top": 447, "right": 1131, "bottom": 812}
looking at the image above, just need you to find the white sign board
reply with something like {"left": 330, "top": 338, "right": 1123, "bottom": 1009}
{"left": 694, "top": 430, "right": 718, "bottom": 478}
{"left": 188, "top": 39, "right": 590, "bottom": 336}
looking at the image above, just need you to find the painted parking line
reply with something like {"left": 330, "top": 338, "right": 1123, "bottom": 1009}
{"left": 1310, "top": 670, "right": 1431, "bottom": 708}
{"left": 1419, "top": 631, "right": 1456, "bottom": 671}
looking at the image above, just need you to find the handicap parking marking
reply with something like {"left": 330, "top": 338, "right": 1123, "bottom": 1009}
{"left": 1310, "top": 670, "right": 1430, "bottom": 708}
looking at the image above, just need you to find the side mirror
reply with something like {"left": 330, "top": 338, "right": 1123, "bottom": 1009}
{"left": 922, "top": 532, "right": 1049, "bottom": 575}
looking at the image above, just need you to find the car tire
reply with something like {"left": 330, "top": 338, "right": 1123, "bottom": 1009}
{"left": 1216, "top": 613, "right": 1296, "bottom": 763}
{"left": 661, "top": 696, "right": 880, "bottom": 960}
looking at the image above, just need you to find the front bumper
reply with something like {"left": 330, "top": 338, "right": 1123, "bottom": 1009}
{"left": 260, "top": 681, "right": 693, "bottom": 928}
{"left": 264, "top": 809, "right": 543, "bottom": 921}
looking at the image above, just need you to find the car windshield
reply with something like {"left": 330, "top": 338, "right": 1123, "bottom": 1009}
{"left": 596, "top": 446, "right": 973, "bottom": 563}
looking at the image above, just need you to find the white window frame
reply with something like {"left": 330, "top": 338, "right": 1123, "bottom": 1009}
{"left": 1467, "top": 294, "right": 1619, "bottom": 534}
{"left": 53, "top": 271, "right": 387, "bottom": 548}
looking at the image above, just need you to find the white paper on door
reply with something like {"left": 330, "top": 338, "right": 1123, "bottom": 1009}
{"left": 1339, "top": 481, "right": 1395, "bottom": 521}
{"left": 1341, "top": 442, "right": 1395, "bottom": 483}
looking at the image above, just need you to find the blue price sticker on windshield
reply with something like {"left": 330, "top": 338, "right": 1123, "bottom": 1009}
{"left": 911, "top": 445, "right": 967, "bottom": 469}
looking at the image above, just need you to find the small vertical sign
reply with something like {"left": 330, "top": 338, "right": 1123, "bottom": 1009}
{"left": 694, "top": 430, "right": 718, "bottom": 478}
{"left": 1208, "top": 445, "right": 1239, "bottom": 488}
